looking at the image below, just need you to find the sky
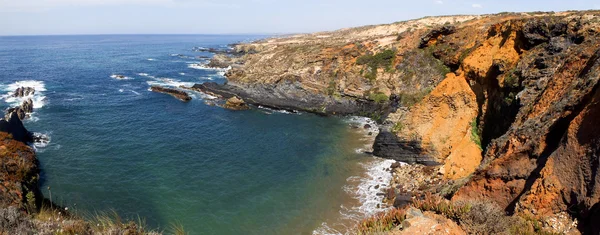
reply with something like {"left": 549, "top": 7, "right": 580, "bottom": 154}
{"left": 0, "top": 0, "right": 599, "bottom": 35}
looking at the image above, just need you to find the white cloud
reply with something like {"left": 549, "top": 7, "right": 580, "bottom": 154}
{"left": 472, "top": 3, "right": 482, "bottom": 8}
{"left": 435, "top": 0, "right": 444, "bottom": 4}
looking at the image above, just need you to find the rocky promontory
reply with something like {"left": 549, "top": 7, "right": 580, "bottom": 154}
{"left": 193, "top": 82, "right": 392, "bottom": 116}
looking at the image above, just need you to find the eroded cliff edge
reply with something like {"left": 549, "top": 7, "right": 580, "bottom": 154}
{"left": 200, "top": 11, "right": 600, "bottom": 234}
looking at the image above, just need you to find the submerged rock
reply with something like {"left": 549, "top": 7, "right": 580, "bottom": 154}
{"left": 150, "top": 86, "right": 192, "bottom": 102}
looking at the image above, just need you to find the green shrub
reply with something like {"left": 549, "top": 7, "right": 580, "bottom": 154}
{"left": 504, "top": 70, "right": 520, "bottom": 88}
{"left": 470, "top": 118, "right": 482, "bottom": 149}
{"left": 398, "top": 87, "right": 432, "bottom": 107}
{"left": 326, "top": 80, "right": 336, "bottom": 96}
{"left": 392, "top": 122, "right": 404, "bottom": 133}
{"left": 369, "top": 92, "right": 389, "bottom": 104}
{"left": 356, "top": 49, "right": 397, "bottom": 81}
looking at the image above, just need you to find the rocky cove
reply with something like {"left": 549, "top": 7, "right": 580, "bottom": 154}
{"left": 1, "top": 10, "right": 600, "bottom": 235}
{"left": 185, "top": 10, "right": 600, "bottom": 234}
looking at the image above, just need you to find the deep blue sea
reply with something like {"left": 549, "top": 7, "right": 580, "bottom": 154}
{"left": 0, "top": 35, "right": 393, "bottom": 234}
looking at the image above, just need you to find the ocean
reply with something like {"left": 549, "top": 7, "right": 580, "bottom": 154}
{"left": 0, "top": 35, "right": 393, "bottom": 234}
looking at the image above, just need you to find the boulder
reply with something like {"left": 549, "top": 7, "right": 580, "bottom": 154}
{"left": 223, "top": 96, "right": 250, "bottom": 110}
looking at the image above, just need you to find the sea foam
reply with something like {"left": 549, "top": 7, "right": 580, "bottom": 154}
{"left": 188, "top": 63, "right": 231, "bottom": 72}
{"left": 313, "top": 158, "right": 397, "bottom": 235}
{"left": 1, "top": 80, "right": 47, "bottom": 109}
{"left": 110, "top": 74, "right": 133, "bottom": 80}
{"left": 146, "top": 78, "right": 194, "bottom": 88}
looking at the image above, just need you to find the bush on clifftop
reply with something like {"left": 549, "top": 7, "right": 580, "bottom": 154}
{"left": 357, "top": 49, "right": 396, "bottom": 81}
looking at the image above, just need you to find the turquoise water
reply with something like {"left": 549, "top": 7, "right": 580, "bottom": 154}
{"left": 0, "top": 35, "right": 390, "bottom": 234}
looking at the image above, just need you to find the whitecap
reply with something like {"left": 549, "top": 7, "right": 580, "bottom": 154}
{"left": 188, "top": 63, "right": 231, "bottom": 72}
{"left": 147, "top": 58, "right": 156, "bottom": 61}
{"left": 130, "top": 90, "right": 141, "bottom": 95}
{"left": 25, "top": 115, "right": 39, "bottom": 123}
{"left": 146, "top": 77, "right": 194, "bottom": 89}
{"left": 32, "top": 132, "right": 51, "bottom": 149}
{"left": 118, "top": 89, "right": 124, "bottom": 93}
{"left": 179, "top": 72, "right": 186, "bottom": 76}
{"left": 65, "top": 97, "right": 84, "bottom": 102}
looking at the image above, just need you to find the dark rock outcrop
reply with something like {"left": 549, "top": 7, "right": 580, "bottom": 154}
{"left": 6, "top": 98, "right": 34, "bottom": 120}
{"left": 193, "top": 82, "right": 391, "bottom": 117}
{"left": 12, "top": 87, "right": 35, "bottom": 97}
{"left": 150, "top": 86, "right": 192, "bottom": 102}
{"left": 373, "top": 130, "right": 438, "bottom": 165}
{"left": 419, "top": 25, "right": 456, "bottom": 48}
{"left": 0, "top": 112, "right": 33, "bottom": 143}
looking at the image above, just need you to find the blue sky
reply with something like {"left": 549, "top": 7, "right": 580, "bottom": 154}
{"left": 1, "top": 0, "right": 599, "bottom": 35}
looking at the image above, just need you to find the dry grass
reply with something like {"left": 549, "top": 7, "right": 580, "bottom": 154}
{"left": 168, "top": 222, "right": 188, "bottom": 235}
{"left": 356, "top": 208, "right": 406, "bottom": 234}
{"left": 412, "top": 193, "right": 471, "bottom": 221}
{"left": 356, "top": 193, "right": 563, "bottom": 235}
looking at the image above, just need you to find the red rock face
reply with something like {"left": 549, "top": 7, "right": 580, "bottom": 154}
{"left": 440, "top": 13, "right": 600, "bottom": 232}
{"left": 0, "top": 132, "right": 40, "bottom": 210}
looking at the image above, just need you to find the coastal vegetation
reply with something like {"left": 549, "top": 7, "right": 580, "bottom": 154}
{"left": 356, "top": 49, "right": 396, "bottom": 82}
{"left": 368, "top": 92, "right": 389, "bottom": 104}
{"left": 470, "top": 118, "right": 482, "bottom": 149}
{"left": 357, "top": 193, "right": 562, "bottom": 235}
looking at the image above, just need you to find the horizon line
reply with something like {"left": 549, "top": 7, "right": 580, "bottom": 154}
{"left": 0, "top": 33, "right": 284, "bottom": 37}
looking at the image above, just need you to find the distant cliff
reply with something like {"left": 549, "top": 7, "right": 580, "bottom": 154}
{"left": 202, "top": 10, "right": 600, "bottom": 234}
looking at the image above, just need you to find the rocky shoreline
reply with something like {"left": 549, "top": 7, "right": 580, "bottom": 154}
{"left": 192, "top": 82, "right": 394, "bottom": 117}
{"left": 188, "top": 10, "right": 600, "bottom": 234}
